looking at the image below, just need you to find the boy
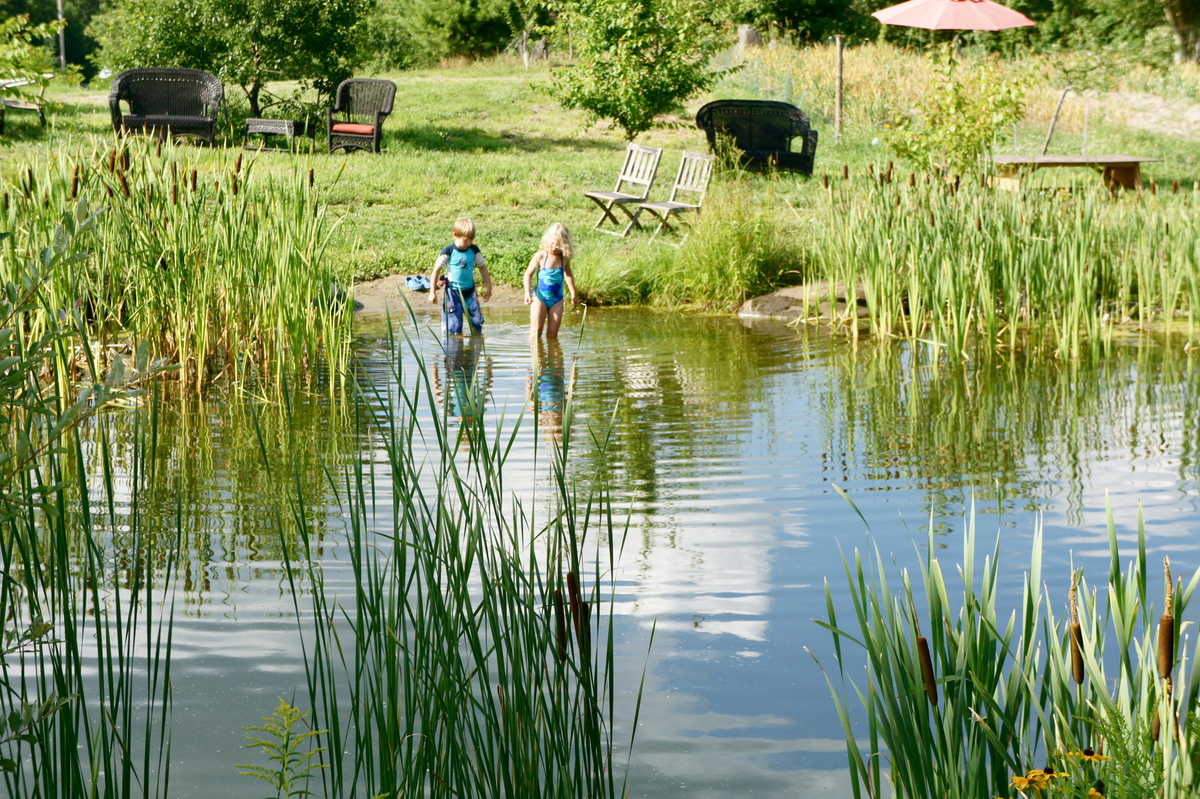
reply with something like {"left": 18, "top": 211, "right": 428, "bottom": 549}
{"left": 429, "top": 217, "right": 493, "bottom": 335}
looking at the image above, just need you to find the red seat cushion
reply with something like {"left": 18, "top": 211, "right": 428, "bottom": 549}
{"left": 331, "top": 123, "right": 376, "bottom": 136}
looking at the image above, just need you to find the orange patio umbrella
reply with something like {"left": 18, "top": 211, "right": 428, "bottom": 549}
{"left": 871, "top": 0, "right": 1035, "bottom": 31}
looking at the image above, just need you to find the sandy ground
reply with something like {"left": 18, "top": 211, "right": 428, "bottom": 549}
{"left": 352, "top": 274, "right": 529, "bottom": 316}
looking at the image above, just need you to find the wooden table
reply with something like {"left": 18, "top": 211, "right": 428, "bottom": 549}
{"left": 244, "top": 118, "right": 315, "bottom": 151}
{"left": 990, "top": 154, "right": 1161, "bottom": 190}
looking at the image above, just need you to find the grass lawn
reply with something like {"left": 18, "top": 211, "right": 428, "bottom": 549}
{"left": 4, "top": 46, "right": 1200, "bottom": 316}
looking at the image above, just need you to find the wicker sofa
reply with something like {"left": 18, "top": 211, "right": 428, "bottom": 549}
{"left": 109, "top": 68, "right": 224, "bottom": 143}
{"left": 695, "top": 100, "right": 818, "bottom": 176}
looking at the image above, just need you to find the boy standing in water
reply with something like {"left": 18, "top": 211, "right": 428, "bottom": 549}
{"left": 430, "top": 217, "right": 492, "bottom": 335}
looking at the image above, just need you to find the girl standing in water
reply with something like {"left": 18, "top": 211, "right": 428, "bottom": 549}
{"left": 523, "top": 222, "right": 578, "bottom": 339}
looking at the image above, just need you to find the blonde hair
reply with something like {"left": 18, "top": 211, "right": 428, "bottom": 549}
{"left": 539, "top": 222, "right": 573, "bottom": 258}
{"left": 452, "top": 217, "right": 476, "bottom": 240}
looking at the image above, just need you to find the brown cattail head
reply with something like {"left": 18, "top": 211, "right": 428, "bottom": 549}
{"left": 868, "top": 163, "right": 875, "bottom": 176}
{"left": 234, "top": 152, "right": 243, "bottom": 175}
{"left": 909, "top": 173, "right": 916, "bottom": 188}
{"left": 71, "top": 165, "right": 80, "bottom": 199}
{"left": 308, "top": 168, "right": 315, "bottom": 188}
{"left": 917, "top": 636, "right": 938, "bottom": 706}
{"left": 121, "top": 150, "right": 129, "bottom": 171}
{"left": 842, "top": 164, "right": 849, "bottom": 180}
{"left": 155, "top": 138, "right": 162, "bottom": 158}
{"left": 108, "top": 148, "right": 117, "bottom": 173}
{"left": 172, "top": 180, "right": 178, "bottom": 206}
{"left": 554, "top": 588, "right": 568, "bottom": 661}
{"left": 1172, "top": 180, "right": 1179, "bottom": 194}
{"left": 1071, "top": 623, "right": 1084, "bottom": 684}
{"left": 190, "top": 169, "right": 198, "bottom": 192}
{"left": 1160, "top": 558, "right": 1175, "bottom": 680}
{"left": 117, "top": 170, "right": 130, "bottom": 197}
{"left": 1153, "top": 710, "right": 1161, "bottom": 742}
{"left": 823, "top": 174, "right": 829, "bottom": 189}
{"left": 231, "top": 174, "right": 239, "bottom": 196}
{"left": 1150, "top": 181, "right": 1157, "bottom": 195}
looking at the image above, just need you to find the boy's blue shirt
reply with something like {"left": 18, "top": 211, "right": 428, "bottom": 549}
{"left": 441, "top": 243, "right": 481, "bottom": 290}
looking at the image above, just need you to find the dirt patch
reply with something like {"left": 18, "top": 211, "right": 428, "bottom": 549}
{"left": 352, "top": 273, "right": 528, "bottom": 316}
{"left": 1104, "top": 90, "right": 1200, "bottom": 139}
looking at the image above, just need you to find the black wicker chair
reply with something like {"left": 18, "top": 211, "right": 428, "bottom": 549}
{"left": 327, "top": 79, "right": 396, "bottom": 154}
{"left": 695, "top": 100, "right": 818, "bottom": 176}
{"left": 109, "top": 68, "right": 223, "bottom": 144}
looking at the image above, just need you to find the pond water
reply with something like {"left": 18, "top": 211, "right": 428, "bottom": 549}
{"left": 86, "top": 307, "right": 1200, "bottom": 798}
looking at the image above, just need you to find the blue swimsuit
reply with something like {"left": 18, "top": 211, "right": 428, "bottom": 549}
{"left": 534, "top": 254, "right": 565, "bottom": 308}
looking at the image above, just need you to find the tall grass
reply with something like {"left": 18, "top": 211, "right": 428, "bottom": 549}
{"left": 262, "top": 325, "right": 634, "bottom": 798}
{"left": 801, "top": 170, "right": 1200, "bottom": 356}
{"left": 0, "top": 216, "right": 176, "bottom": 798}
{"left": 0, "top": 136, "right": 353, "bottom": 390}
{"left": 815, "top": 501, "right": 1200, "bottom": 799}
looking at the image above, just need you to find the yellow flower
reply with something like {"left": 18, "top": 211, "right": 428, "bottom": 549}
{"left": 1088, "top": 789, "right": 1105, "bottom": 799}
{"left": 1011, "top": 774, "right": 1034, "bottom": 790}
{"left": 1077, "top": 747, "right": 1111, "bottom": 763}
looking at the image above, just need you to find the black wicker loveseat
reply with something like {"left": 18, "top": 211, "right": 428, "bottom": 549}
{"left": 695, "top": 100, "right": 818, "bottom": 176}
{"left": 109, "top": 68, "right": 224, "bottom": 144}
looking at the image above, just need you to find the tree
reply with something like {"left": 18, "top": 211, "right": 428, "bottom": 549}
{"left": 551, "top": 0, "right": 729, "bottom": 141}
{"left": 1159, "top": 0, "right": 1200, "bottom": 61}
{"left": 88, "top": 0, "right": 366, "bottom": 116}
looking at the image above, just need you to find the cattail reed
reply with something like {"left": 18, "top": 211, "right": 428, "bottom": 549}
{"left": 908, "top": 173, "right": 915, "bottom": 188}
{"left": 911, "top": 598, "right": 937, "bottom": 706}
{"left": 155, "top": 139, "right": 162, "bottom": 158}
{"left": 842, "top": 164, "right": 849, "bottom": 180}
{"left": 231, "top": 174, "right": 239, "bottom": 196}
{"left": 567, "top": 571, "right": 587, "bottom": 652}
{"left": 868, "top": 163, "right": 875, "bottom": 176}
{"left": 1069, "top": 573, "right": 1084, "bottom": 685}
{"left": 234, "top": 152, "right": 243, "bottom": 175}
{"left": 308, "top": 168, "right": 315, "bottom": 188}
{"left": 108, "top": 148, "right": 117, "bottom": 172}
{"left": 171, "top": 179, "right": 178, "bottom": 206}
{"left": 823, "top": 174, "right": 829, "bottom": 189}
{"left": 554, "top": 589, "right": 568, "bottom": 661}
{"left": 117, "top": 170, "right": 130, "bottom": 197}
{"left": 1159, "top": 558, "right": 1174, "bottom": 681}
{"left": 190, "top": 168, "right": 197, "bottom": 192}
{"left": 71, "top": 165, "right": 80, "bottom": 198}
{"left": 1172, "top": 180, "right": 1179, "bottom": 194}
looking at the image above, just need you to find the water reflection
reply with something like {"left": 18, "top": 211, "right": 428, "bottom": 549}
{"left": 528, "top": 339, "right": 574, "bottom": 443}
{"left": 64, "top": 309, "right": 1200, "bottom": 798}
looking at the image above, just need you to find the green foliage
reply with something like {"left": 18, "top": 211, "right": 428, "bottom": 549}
{"left": 0, "top": 14, "right": 63, "bottom": 90}
{"left": 236, "top": 698, "right": 327, "bottom": 799}
{"left": 816, "top": 502, "right": 1200, "bottom": 799}
{"left": 882, "top": 49, "right": 1028, "bottom": 175}
{"left": 395, "top": 0, "right": 514, "bottom": 60}
{"left": 87, "top": 0, "right": 365, "bottom": 115}
{"left": 551, "top": 0, "right": 730, "bottom": 140}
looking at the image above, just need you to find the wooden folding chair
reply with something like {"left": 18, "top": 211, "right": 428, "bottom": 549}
{"left": 583, "top": 143, "right": 663, "bottom": 236}
{"left": 638, "top": 151, "right": 714, "bottom": 245}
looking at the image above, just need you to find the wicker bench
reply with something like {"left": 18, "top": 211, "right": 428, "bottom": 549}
{"left": 696, "top": 99, "right": 818, "bottom": 176}
{"left": 109, "top": 68, "right": 223, "bottom": 144}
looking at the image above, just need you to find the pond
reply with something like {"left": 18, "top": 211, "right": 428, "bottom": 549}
{"left": 78, "top": 307, "right": 1200, "bottom": 798}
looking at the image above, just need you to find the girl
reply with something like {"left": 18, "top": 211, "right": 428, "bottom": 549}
{"left": 523, "top": 222, "right": 578, "bottom": 339}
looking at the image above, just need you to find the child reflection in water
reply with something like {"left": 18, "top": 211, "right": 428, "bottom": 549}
{"left": 527, "top": 339, "right": 574, "bottom": 444}
{"left": 432, "top": 335, "right": 493, "bottom": 450}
